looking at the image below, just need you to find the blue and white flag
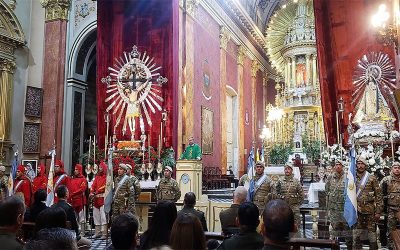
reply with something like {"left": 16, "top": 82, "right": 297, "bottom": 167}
{"left": 7, "top": 154, "right": 18, "bottom": 196}
{"left": 247, "top": 146, "right": 255, "bottom": 180}
{"left": 46, "top": 148, "right": 56, "bottom": 206}
{"left": 104, "top": 147, "right": 114, "bottom": 214}
{"left": 344, "top": 146, "right": 357, "bottom": 227}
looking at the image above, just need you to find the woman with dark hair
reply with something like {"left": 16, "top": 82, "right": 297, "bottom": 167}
{"left": 28, "top": 189, "right": 48, "bottom": 222}
{"left": 170, "top": 213, "right": 206, "bottom": 250}
{"left": 140, "top": 200, "right": 177, "bottom": 249}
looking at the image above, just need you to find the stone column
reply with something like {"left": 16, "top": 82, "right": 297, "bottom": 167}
{"left": 251, "top": 60, "right": 259, "bottom": 143}
{"left": 180, "top": 0, "right": 199, "bottom": 148}
{"left": 0, "top": 60, "right": 16, "bottom": 142}
{"left": 305, "top": 54, "right": 310, "bottom": 86}
{"left": 291, "top": 56, "right": 296, "bottom": 88}
{"left": 40, "top": 0, "right": 71, "bottom": 157}
{"left": 237, "top": 45, "right": 245, "bottom": 176}
{"left": 312, "top": 54, "right": 317, "bottom": 88}
{"left": 219, "top": 26, "right": 230, "bottom": 173}
{"left": 263, "top": 74, "right": 268, "bottom": 123}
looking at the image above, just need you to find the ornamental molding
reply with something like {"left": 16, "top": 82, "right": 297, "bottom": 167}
{"left": 41, "top": 0, "right": 71, "bottom": 22}
{"left": 181, "top": 0, "right": 200, "bottom": 18}
{"left": 237, "top": 45, "right": 246, "bottom": 65}
{"left": 219, "top": 26, "right": 230, "bottom": 50}
{"left": 251, "top": 60, "right": 260, "bottom": 77}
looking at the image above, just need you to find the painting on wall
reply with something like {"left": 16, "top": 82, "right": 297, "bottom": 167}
{"left": 201, "top": 106, "right": 213, "bottom": 155}
{"left": 22, "top": 123, "right": 41, "bottom": 153}
{"left": 22, "top": 159, "right": 38, "bottom": 176}
{"left": 25, "top": 86, "right": 43, "bottom": 118}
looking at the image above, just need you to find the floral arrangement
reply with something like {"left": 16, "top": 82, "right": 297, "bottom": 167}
{"left": 320, "top": 144, "right": 348, "bottom": 166}
{"left": 357, "top": 144, "right": 386, "bottom": 173}
{"left": 116, "top": 140, "right": 141, "bottom": 150}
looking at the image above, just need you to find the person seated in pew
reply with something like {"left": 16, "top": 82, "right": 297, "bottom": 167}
{"left": 219, "top": 186, "right": 247, "bottom": 236}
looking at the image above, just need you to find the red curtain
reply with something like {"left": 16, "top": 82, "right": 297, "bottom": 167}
{"left": 97, "top": 0, "right": 178, "bottom": 153}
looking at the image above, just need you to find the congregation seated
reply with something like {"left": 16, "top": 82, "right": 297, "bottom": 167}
{"left": 0, "top": 195, "right": 26, "bottom": 249}
{"left": 262, "top": 199, "right": 296, "bottom": 249}
{"left": 108, "top": 213, "right": 139, "bottom": 250}
{"left": 24, "top": 227, "right": 78, "bottom": 250}
{"left": 219, "top": 186, "right": 247, "bottom": 236}
{"left": 140, "top": 200, "right": 177, "bottom": 249}
{"left": 35, "top": 207, "right": 67, "bottom": 233}
{"left": 170, "top": 212, "right": 206, "bottom": 250}
{"left": 217, "top": 202, "right": 264, "bottom": 250}
{"left": 178, "top": 192, "right": 208, "bottom": 231}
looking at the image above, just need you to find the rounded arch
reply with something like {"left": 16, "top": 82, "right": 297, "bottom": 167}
{"left": 68, "top": 20, "right": 96, "bottom": 81}
{"left": 226, "top": 85, "right": 238, "bottom": 97}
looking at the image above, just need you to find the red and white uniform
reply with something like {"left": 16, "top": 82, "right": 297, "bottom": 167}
{"left": 54, "top": 160, "right": 69, "bottom": 203}
{"left": 32, "top": 164, "right": 47, "bottom": 194}
{"left": 69, "top": 164, "right": 87, "bottom": 223}
{"left": 90, "top": 162, "right": 107, "bottom": 226}
{"left": 14, "top": 165, "right": 32, "bottom": 208}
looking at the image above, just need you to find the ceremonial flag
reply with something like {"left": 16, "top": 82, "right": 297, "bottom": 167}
{"left": 104, "top": 147, "right": 114, "bottom": 214}
{"left": 344, "top": 146, "right": 358, "bottom": 227}
{"left": 256, "top": 148, "right": 260, "bottom": 162}
{"left": 46, "top": 148, "right": 56, "bottom": 206}
{"left": 260, "top": 147, "right": 265, "bottom": 163}
{"left": 7, "top": 154, "right": 18, "bottom": 196}
{"left": 247, "top": 146, "right": 255, "bottom": 179}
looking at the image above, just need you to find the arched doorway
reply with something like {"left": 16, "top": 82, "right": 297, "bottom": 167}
{"left": 226, "top": 86, "right": 239, "bottom": 177}
{"left": 64, "top": 22, "right": 97, "bottom": 169}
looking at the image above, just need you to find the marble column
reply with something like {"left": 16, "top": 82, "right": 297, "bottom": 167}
{"left": 312, "top": 54, "right": 317, "bottom": 88}
{"left": 219, "top": 26, "right": 230, "bottom": 173}
{"left": 251, "top": 60, "right": 259, "bottom": 144}
{"left": 40, "top": 0, "right": 71, "bottom": 157}
{"left": 180, "top": 0, "right": 198, "bottom": 148}
{"left": 291, "top": 56, "right": 296, "bottom": 88}
{"left": 237, "top": 45, "right": 245, "bottom": 176}
{"left": 305, "top": 54, "right": 310, "bottom": 86}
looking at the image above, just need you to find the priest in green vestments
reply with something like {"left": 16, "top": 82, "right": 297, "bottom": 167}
{"left": 179, "top": 136, "right": 202, "bottom": 160}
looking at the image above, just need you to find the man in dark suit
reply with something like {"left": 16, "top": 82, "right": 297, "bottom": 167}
{"left": 178, "top": 192, "right": 208, "bottom": 231}
{"left": 217, "top": 202, "right": 264, "bottom": 250}
{"left": 219, "top": 186, "right": 247, "bottom": 236}
{"left": 52, "top": 185, "right": 91, "bottom": 248}
{"left": 0, "top": 195, "right": 26, "bottom": 249}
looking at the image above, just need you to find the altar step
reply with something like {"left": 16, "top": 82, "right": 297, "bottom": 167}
{"left": 203, "top": 188, "right": 234, "bottom": 202}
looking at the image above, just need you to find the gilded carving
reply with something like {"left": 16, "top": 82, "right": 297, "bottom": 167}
{"left": 41, "top": 0, "right": 71, "bottom": 22}
{"left": 184, "top": 0, "right": 200, "bottom": 18}
{"left": 219, "top": 26, "right": 230, "bottom": 50}
{"left": 251, "top": 60, "right": 259, "bottom": 77}
{"left": 237, "top": 45, "right": 246, "bottom": 66}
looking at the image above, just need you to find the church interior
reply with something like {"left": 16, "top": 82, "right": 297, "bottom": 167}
{"left": 1, "top": 0, "right": 400, "bottom": 249}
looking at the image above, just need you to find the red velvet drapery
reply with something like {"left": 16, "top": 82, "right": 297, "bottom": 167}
{"left": 97, "top": 0, "right": 178, "bottom": 153}
{"left": 313, "top": 0, "right": 397, "bottom": 145}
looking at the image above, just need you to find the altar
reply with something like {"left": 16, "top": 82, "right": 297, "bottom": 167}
{"left": 307, "top": 182, "right": 325, "bottom": 203}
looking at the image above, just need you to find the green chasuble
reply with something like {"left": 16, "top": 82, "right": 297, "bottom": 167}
{"left": 179, "top": 143, "right": 202, "bottom": 160}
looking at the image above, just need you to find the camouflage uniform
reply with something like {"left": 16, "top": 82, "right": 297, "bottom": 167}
{"left": 156, "top": 177, "right": 181, "bottom": 202}
{"left": 238, "top": 174, "right": 250, "bottom": 187}
{"left": 0, "top": 175, "right": 8, "bottom": 201}
{"left": 279, "top": 174, "right": 303, "bottom": 228}
{"left": 112, "top": 174, "right": 141, "bottom": 220}
{"left": 353, "top": 172, "right": 383, "bottom": 250}
{"left": 251, "top": 173, "right": 276, "bottom": 214}
{"left": 380, "top": 174, "right": 400, "bottom": 249}
{"left": 326, "top": 172, "right": 352, "bottom": 248}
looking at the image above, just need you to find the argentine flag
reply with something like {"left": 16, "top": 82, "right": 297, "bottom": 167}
{"left": 246, "top": 146, "right": 255, "bottom": 201}
{"left": 46, "top": 148, "right": 56, "bottom": 206}
{"left": 104, "top": 147, "right": 114, "bottom": 214}
{"left": 344, "top": 146, "right": 357, "bottom": 227}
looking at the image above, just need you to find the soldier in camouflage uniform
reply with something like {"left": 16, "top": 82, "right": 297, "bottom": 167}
{"left": 326, "top": 160, "right": 352, "bottom": 249}
{"left": 112, "top": 163, "right": 141, "bottom": 220}
{"left": 279, "top": 163, "right": 303, "bottom": 230}
{"left": 0, "top": 165, "right": 8, "bottom": 201}
{"left": 380, "top": 161, "right": 400, "bottom": 249}
{"left": 247, "top": 161, "right": 277, "bottom": 214}
{"left": 353, "top": 157, "right": 383, "bottom": 250}
{"left": 156, "top": 166, "right": 181, "bottom": 202}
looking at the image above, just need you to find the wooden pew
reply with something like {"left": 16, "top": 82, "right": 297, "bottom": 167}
{"left": 289, "top": 238, "right": 340, "bottom": 250}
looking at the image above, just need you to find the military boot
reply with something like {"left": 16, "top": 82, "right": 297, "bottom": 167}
{"left": 94, "top": 225, "right": 101, "bottom": 238}
{"left": 100, "top": 224, "right": 107, "bottom": 240}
